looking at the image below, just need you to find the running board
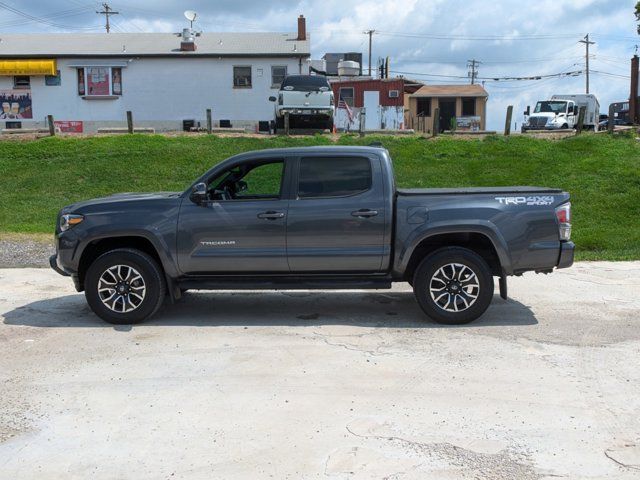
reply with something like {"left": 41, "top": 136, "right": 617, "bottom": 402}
{"left": 177, "top": 276, "right": 393, "bottom": 291}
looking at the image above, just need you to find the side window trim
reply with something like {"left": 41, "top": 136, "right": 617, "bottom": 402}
{"left": 295, "top": 155, "right": 373, "bottom": 200}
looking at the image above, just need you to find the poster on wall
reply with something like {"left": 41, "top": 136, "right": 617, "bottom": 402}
{"left": 0, "top": 90, "right": 32, "bottom": 119}
{"left": 54, "top": 121, "right": 83, "bottom": 133}
{"left": 456, "top": 116, "right": 481, "bottom": 132}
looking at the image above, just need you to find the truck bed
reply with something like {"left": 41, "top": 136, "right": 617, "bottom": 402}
{"left": 397, "top": 186, "right": 563, "bottom": 196}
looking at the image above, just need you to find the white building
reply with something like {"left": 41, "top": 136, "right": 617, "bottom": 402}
{"left": 0, "top": 16, "right": 310, "bottom": 132}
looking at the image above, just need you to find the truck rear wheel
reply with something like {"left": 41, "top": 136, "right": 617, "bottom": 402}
{"left": 413, "top": 247, "right": 494, "bottom": 325}
{"left": 84, "top": 248, "right": 166, "bottom": 325}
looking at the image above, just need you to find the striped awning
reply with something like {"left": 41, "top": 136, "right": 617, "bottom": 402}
{"left": 0, "top": 59, "right": 57, "bottom": 75}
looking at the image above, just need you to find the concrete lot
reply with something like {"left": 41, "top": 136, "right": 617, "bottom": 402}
{"left": 0, "top": 263, "right": 639, "bottom": 479}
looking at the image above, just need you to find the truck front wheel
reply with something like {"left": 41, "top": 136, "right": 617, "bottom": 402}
{"left": 413, "top": 247, "right": 494, "bottom": 325}
{"left": 84, "top": 248, "right": 166, "bottom": 325}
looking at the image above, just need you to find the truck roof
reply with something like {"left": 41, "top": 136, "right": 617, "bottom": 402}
{"left": 225, "top": 145, "right": 387, "bottom": 159}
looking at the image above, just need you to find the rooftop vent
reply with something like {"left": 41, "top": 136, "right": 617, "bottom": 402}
{"left": 181, "top": 28, "right": 196, "bottom": 51}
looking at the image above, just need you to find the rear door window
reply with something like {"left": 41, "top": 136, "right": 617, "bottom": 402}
{"left": 298, "top": 157, "right": 371, "bottom": 198}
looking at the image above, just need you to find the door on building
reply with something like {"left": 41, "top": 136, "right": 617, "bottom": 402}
{"left": 438, "top": 99, "right": 456, "bottom": 132}
{"left": 364, "top": 91, "right": 380, "bottom": 130}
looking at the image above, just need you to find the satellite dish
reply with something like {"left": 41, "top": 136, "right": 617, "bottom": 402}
{"left": 184, "top": 10, "right": 197, "bottom": 27}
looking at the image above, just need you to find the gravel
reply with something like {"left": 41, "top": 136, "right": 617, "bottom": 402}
{"left": 0, "top": 238, "right": 55, "bottom": 268}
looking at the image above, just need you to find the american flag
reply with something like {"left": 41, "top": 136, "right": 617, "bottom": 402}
{"left": 337, "top": 99, "right": 354, "bottom": 123}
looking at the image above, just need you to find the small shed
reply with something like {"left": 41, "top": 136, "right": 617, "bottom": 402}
{"left": 330, "top": 77, "right": 405, "bottom": 131}
{"left": 407, "top": 84, "right": 488, "bottom": 134}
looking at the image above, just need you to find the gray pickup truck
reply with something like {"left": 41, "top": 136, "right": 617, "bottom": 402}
{"left": 50, "top": 146, "right": 574, "bottom": 325}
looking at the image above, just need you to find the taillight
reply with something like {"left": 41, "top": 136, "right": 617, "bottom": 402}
{"left": 555, "top": 202, "right": 571, "bottom": 241}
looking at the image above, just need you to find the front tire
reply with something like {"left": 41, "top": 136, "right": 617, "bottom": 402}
{"left": 84, "top": 248, "right": 166, "bottom": 325}
{"left": 413, "top": 247, "right": 494, "bottom": 325}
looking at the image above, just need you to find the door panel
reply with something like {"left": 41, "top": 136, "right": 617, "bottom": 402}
{"left": 177, "top": 199, "right": 289, "bottom": 274}
{"left": 286, "top": 155, "right": 386, "bottom": 272}
{"left": 364, "top": 91, "right": 379, "bottom": 130}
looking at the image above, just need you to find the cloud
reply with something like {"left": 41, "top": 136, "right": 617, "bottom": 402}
{"left": 1, "top": 0, "right": 638, "bottom": 129}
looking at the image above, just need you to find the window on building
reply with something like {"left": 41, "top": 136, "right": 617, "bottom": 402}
{"left": 233, "top": 66, "right": 252, "bottom": 87}
{"left": 76, "top": 67, "right": 123, "bottom": 96}
{"left": 45, "top": 71, "right": 61, "bottom": 86}
{"left": 13, "top": 76, "right": 30, "bottom": 89}
{"left": 417, "top": 98, "right": 431, "bottom": 116}
{"left": 338, "top": 87, "right": 354, "bottom": 107}
{"left": 271, "top": 66, "right": 287, "bottom": 88}
{"left": 462, "top": 97, "right": 476, "bottom": 116}
{"left": 298, "top": 157, "right": 372, "bottom": 199}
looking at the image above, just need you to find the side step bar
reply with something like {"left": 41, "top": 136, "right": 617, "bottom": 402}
{"left": 178, "top": 276, "right": 393, "bottom": 291}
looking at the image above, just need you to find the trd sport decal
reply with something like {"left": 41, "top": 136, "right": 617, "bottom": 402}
{"left": 495, "top": 196, "right": 554, "bottom": 206}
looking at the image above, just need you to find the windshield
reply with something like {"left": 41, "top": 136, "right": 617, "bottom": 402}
{"left": 534, "top": 101, "right": 568, "bottom": 114}
{"left": 280, "top": 75, "right": 330, "bottom": 92}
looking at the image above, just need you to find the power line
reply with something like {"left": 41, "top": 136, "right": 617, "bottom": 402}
{"left": 0, "top": 2, "right": 97, "bottom": 29}
{"left": 389, "top": 68, "right": 583, "bottom": 82}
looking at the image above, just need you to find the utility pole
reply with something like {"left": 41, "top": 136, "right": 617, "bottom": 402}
{"left": 579, "top": 34, "right": 595, "bottom": 94}
{"left": 364, "top": 29, "right": 375, "bottom": 76}
{"left": 97, "top": 3, "right": 119, "bottom": 33}
{"left": 467, "top": 59, "right": 480, "bottom": 84}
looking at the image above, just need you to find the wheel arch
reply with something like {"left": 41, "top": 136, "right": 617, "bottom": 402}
{"left": 77, "top": 235, "right": 165, "bottom": 291}
{"left": 402, "top": 231, "right": 506, "bottom": 282}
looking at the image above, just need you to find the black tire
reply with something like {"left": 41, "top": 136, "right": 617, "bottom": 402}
{"left": 84, "top": 248, "right": 166, "bottom": 325}
{"left": 413, "top": 247, "right": 494, "bottom": 325}
{"left": 562, "top": 123, "right": 569, "bottom": 129}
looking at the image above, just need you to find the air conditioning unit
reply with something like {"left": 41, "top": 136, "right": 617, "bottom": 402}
{"left": 388, "top": 90, "right": 399, "bottom": 98}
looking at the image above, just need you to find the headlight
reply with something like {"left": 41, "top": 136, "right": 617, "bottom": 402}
{"left": 60, "top": 214, "right": 84, "bottom": 232}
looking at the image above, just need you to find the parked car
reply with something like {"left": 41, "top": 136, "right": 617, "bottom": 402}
{"left": 522, "top": 94, "right": 599, "bottom": 132}
{"left": 598, "top": 117, "right": 630, "bottom": 129}
{"left": 269, "top": 75, "right": 334, "bottom": 131}
{"left": 50, "top": 146, "right": 574, "bottom": 325}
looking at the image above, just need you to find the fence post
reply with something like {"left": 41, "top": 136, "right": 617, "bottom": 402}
{"left": 359, "top": 108, "right": 366, "bottom": 137}
{"left": 576, "top": 106, "right": 586, "bottom": 134}
{"left": 432, "top": 108, "right": 440, "bottom": 137}
{"left": 504, "top": 105, "right": 513, "bottom": 136}
{"left": 284, "top": 112, "right": 290, "bottom": 135}
{"left": 206, "top": 108, "right": 212, "bottom": 134}
{"left": 126, "top": 110, "right": 134, "bottom": 134}
{"left": 47, "top": 115, "right": 55, "bottom": 136}
{"left": 607, "top": 104, "right": 615, "bottom": 133}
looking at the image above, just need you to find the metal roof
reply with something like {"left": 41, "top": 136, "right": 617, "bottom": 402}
{"left": 410, "top": 84, "right": 488, "bottom": 98}
{"left": 0, "top": 32, "right": 310, "bottom": 58}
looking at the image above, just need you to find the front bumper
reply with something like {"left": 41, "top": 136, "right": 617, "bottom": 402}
{"left": 49, "top": 254, "right": 69, "bottom": 276}
{"left": 277, "top": 108, "right": 333, "bottom": 117}
{"left": 557, "top": 241, "right": 575, "bottom": 269}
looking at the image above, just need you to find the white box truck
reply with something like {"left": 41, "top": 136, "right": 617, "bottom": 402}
{"left": 522, "top": 94, "right": 600, "bottom": 132}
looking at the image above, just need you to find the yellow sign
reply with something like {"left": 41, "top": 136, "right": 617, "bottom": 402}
{"left": 0, "top": 59, "right": 57, "bottom": 76}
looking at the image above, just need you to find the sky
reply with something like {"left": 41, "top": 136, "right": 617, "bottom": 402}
{"left": 1, "top": 0, "right": 639, "bottom": 131}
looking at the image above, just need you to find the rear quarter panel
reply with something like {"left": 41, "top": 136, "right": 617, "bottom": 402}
{"left": 394, "top": 191, "right": 570, "bottom": 276}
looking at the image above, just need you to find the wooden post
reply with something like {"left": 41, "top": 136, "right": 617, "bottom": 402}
{"left": 284, "top": 112, "right": 290, "bottom": 135}
{"left": 206, "top": 108, "right": 212, "bottom": 134}
{"left": 576, "top": 106, "right": 586, "bottom": 134}
{"left": 47, "top": 115, "right": 55, "bottom": 136}
{"left": 432, "top": 108, "right": 440, "bottom": 137}
{"left": 126, "top": 110, "right": 133, "bottom": 134}
{"left": 504, "top": 105, "right": 513, "bottom": 136}
{"left": 359, "top": 108, "right": 366, "bottom": 137}
{"left": 607, "top": 103, "right": 615, "bottom": 133}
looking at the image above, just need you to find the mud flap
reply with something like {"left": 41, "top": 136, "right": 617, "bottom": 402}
{"left": 499, "top": 274, "right": 508, "bottom": 300}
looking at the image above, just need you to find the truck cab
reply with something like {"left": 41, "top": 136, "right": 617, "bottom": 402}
{"left": 523, "top": 99, "right": 577, "bottom": 131}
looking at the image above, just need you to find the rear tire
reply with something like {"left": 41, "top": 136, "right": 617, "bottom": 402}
{"left": 84, "top": 248, "right": 166, "bottom": 325}
{"left": 413, "top": 247, "right": 494, "bottom": 325}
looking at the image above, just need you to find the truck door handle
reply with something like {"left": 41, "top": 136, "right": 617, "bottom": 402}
{"left": 257, "top": 211, "right": 285, "bottom": 220}
{"left": 351, "top": 209, "right": 378, "bottom": 218}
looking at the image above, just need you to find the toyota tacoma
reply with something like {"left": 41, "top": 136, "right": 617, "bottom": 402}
{"left": 51, "top": 146, "right": 574, "bottom": 325}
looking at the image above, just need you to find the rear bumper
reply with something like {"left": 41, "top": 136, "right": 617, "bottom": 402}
{"left": 557, "top": 241, "right": 575, "bottom": 269}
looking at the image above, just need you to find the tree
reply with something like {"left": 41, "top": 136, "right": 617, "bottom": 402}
{"left": 636, "top": 2, "right": 640, "bottom": 34}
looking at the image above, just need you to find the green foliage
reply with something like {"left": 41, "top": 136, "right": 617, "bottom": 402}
{"left": 0, "top": 133, "right": 638, "bottom": 261}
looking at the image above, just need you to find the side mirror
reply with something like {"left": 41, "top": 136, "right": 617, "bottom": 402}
{"left": 190, "top": 182, "right": 208, "bottom": 204}
{"left": 524, "top": 106, "right": 530, "bottom": 116}
{"left": 573, "top": 106, "right": 578, "bottom": 115}
{"left": 268, "top": 96, "right": 277, "bottom": 102}
{"left": 236, "top": 180, "right": 248, "bottom": 193}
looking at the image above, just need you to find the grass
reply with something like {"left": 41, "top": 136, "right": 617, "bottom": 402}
{"left": 0, "top": 133, "right": 638, "bottom": 261}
